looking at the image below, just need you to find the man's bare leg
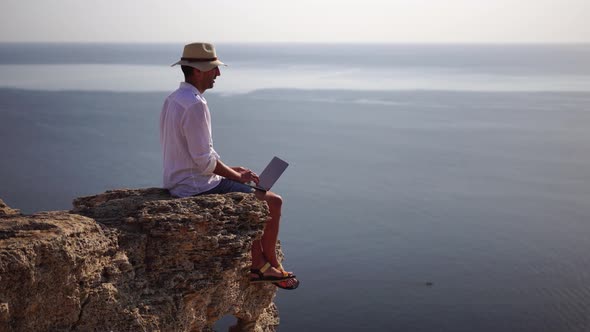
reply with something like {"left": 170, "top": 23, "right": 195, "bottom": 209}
{"left": 259, "top": 191, "right": 283, "bottom": 266}
{"left": 250, "top": 190, "right": 293, "bottom": 278}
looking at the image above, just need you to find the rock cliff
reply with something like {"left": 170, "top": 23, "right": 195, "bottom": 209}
{"left": 0, "top": 189, "right": 281, "bottom": 332}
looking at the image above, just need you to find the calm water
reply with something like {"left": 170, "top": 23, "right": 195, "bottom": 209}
{"left": 1, "top": 43, "right": 590, "bottom": 331}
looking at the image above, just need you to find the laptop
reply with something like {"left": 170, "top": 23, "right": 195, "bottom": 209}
{"left": 246, "top": 156, "right": 289, "bottom": 192}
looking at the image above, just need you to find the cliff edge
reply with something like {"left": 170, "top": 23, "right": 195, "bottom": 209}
{"left": 0, "top": 188, "right": 280, "bottom": 332}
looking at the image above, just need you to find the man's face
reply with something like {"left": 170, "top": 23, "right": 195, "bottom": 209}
{"left": 195, "top": 66, "right": 220, "bottom": 93}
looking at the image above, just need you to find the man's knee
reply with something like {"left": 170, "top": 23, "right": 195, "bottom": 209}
{"left": 266, "top": 192, "right": 283, "bottom": 210}
{"left": 254, "top": 190, "right": 283, "bottom": 209}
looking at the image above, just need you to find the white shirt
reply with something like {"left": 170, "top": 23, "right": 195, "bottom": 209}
{"left": 160, "top": 82, "right": 222, "bottom": 197}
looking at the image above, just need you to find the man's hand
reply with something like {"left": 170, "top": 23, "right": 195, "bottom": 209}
{"left": 232, "top": 166, "right": 260, "bottom": 184}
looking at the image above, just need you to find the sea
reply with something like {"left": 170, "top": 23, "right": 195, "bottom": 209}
{"left": 1, "top": 43, "right": 590, "bottom": 331}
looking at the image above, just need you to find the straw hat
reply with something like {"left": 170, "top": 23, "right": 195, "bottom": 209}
{"left": 171, "top": 42, "right": 226, "bottom": 71}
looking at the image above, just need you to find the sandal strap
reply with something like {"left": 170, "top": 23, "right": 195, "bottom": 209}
{"left": 252, "top": 262, "right": 294, "bottom": 280}
{"left": 259, "top": 262, "right": 272, "bottom": 274}
{"left": 274, "top": 263, "right": 296, "bottom": 278}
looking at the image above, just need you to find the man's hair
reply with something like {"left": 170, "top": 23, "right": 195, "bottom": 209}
{"left": 181, "top": 65, "right": 195, "bottom": 80}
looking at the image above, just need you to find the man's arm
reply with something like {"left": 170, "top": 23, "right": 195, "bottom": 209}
{"left": 181, "top": 103, "right": 219, "bottom": 174}
{"left": 213, "top": 159, "right": 259, "bottom": 184}
{"left": 181, "top": 102, "right": 258, "bottom": 184}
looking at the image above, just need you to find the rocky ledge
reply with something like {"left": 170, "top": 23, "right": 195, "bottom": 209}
{"left": 0, "top": 188, "right": 281, "bottom": 332}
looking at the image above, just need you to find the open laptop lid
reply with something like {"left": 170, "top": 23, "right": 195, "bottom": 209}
{"left": 248, "top": 156, "right": 289, "bottom": 191}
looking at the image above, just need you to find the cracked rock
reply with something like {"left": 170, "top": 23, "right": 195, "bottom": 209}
{"left": 0, "top": 188, "right": 280, "bottom": 331}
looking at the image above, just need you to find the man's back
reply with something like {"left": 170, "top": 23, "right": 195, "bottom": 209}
{"left": 160, "top": 82, "right": 221, "bottom": 197}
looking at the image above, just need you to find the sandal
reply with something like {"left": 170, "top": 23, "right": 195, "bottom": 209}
{"left": 274, "top": 277, "right": 300, "bottom": 290}
{"left": 273, "top": 263, "right": 300, "bottom": 290}
{"left": 275, "top": 263, "right": 296, "bottom": 278}
{"left": 249, "top": 262, "right": 295, "bottom": 284}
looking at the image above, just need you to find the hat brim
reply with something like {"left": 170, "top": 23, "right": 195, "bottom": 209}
{"left": 171, "top": 59, "right": 226, "bottom": 71}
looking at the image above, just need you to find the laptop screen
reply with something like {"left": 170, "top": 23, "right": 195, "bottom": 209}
{"left": 258, "top": 156, "right": 289, "bottom": 190}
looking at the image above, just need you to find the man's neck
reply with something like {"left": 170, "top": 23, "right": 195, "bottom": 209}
{"left": 185, "top": 80, "right": 205, "bottom": 94}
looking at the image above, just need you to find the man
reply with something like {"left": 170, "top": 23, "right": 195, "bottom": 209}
{"left": 160, "top": 42, "right": 298, "bottom": 290}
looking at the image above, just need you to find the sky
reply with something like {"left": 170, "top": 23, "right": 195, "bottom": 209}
{"left": 0, "top": 0, "right": 588, "bottom": 43}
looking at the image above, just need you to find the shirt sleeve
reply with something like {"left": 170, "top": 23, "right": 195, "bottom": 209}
{"left": 180, "top": 102, "right": 218, "bottom": 174}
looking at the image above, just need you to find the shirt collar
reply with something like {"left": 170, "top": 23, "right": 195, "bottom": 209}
{"left": 179, "top": 82, "right": 204, "bottom": 99}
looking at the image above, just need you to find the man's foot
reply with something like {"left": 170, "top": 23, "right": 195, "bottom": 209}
{"left": 273, "top": 263, "right": 295, "bottom": 278}
{"left": 272, "top": 263, "right": 299, "bottom": 289}
{"left": 250, "top": 262, "right": 295, "bottom": 283}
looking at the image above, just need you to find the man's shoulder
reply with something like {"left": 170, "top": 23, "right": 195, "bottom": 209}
{"left": 166, "top": 88, "right": 206, "bottom": 111}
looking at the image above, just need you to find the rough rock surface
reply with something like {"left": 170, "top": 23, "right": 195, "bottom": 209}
{"left": 0, "top": 189, "right": 280, "bottom": 332}
{"left": 0, "top": 200, "right": 20, "bottom": 217}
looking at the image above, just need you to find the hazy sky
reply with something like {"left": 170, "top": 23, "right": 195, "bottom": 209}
{"left": 1, "top": 0, "right": 588, "bottom": 43}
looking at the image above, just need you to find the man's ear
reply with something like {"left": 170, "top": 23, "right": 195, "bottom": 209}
{"left": 193, "top": 68, "right": 202, "bottom": 76}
